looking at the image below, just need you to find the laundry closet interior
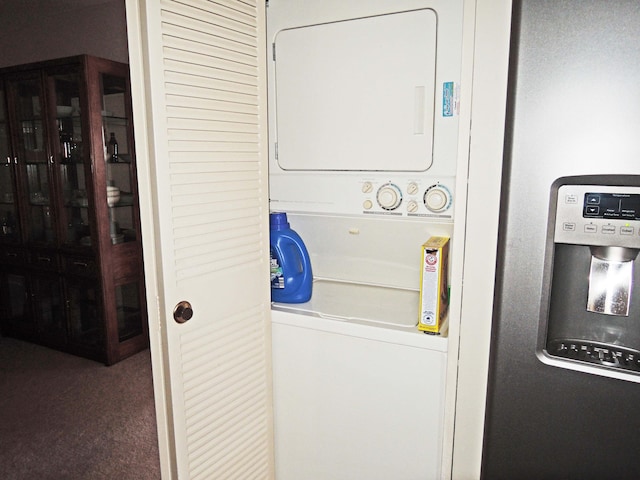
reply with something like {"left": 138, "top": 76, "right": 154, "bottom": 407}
{"left": 266, "top": 1, "right": 467, "bottom": 478}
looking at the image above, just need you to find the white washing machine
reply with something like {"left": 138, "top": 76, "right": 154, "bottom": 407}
{"left": 271, "top": 280, "right": 448, "bottom": 480}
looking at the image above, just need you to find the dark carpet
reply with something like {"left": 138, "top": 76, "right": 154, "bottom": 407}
{"left": 0, "top": 336, "right": 161, "bottom": 479}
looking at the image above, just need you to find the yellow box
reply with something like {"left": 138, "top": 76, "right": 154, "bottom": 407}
{"left": 418, "top": 236, "right": 449, "bottom": 335}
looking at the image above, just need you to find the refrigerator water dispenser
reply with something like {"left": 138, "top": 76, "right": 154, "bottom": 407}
{"left": 538, "top": 176, "right": 640, "bottom": 381}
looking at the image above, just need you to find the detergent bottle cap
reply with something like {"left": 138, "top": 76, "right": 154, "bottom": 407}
{"left": 270, "top": 212, "right": 290, "bottom": 230}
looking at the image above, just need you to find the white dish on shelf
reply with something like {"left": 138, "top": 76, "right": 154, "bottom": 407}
{"left": 106, "top": 185, "right": 121, "bottom": 206}
{"left": 107, "top": 195, "right": 120, "bottom": 207}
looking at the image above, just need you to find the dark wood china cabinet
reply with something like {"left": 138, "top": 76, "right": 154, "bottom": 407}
{"left": 0, "top": 55, "right": 147, "bottom": 365}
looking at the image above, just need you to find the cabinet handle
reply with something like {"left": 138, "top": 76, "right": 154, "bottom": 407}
{"left": 6, "top": 252, "right": 17, "bottom": 257}
{"left": 37, "top": 256, "right": 51, "bottom": 262}
{"left": 49, "top": 155, "right": 54, "bottom": 165}
{"left": 73, "top": 261, "right": 88, "bottom": 268}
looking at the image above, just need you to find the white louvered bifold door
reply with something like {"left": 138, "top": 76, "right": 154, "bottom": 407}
{"left": 125, "top": 1, "right": 273, "bottom": 478}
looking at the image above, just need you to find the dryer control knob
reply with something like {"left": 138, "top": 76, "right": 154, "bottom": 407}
{"left": 424, "top": 185, "right": 452, "bottom": 213}
{"left": 377, "top": 183, "right": 402, "bottom": 211}
{"left": 407, "top": 182, "right": 419, "bottom": 195}
{"left": 362, "top": 181, "right": 373, "bottom": 193}
{"left": 407, "top": 200, "right": 418, "bottom": 213}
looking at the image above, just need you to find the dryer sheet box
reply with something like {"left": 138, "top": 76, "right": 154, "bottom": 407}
{"left": 418, "top": 236, "right": 450, "bottom": 335}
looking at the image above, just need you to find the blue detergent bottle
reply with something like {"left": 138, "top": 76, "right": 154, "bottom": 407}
{"left": 269, "top": 212, "right": 313, "bottom": 303}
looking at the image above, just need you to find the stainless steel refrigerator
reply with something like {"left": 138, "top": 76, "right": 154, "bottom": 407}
{"left": 482, "top": 1, "right": 640, "bottom": 478}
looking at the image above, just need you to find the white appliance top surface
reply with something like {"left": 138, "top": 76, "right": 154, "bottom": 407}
{"left": 272, "top": 279, "right": 448, "bottom": 348}
{"left": 276, "top": 279, "right": 418, "bottom": 327}
{"left": 272, "top": 303, "right": 447, "bottom": 352}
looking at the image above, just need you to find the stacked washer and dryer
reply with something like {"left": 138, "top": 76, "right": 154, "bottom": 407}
{"left": 267, "top": 1, "right": 465, "bottom": 478}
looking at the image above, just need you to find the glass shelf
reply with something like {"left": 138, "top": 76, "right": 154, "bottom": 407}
{"left": 106, "top": 154, "right": 131, "bottom": 164}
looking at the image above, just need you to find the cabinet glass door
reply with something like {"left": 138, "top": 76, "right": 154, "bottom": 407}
{"left": 50, "top": 70, "right": 91, "bottom": 248}
{"left": 0, "top": 84, "right": 20, "bottom": 243}
{"left": 32, "top": 273, "right": 65, "bottom": 346}
{"left": 11, "top": 76, "right": 54, "bottom": 245}
{"left": 115, "top": 281, "right": 143, "bottom": 342}
{"left": 66, "top": 277, "right": 102, "bottom": 349}
{"left": 0, "top": 271, "right": 31, "bottom": 337}
{"left": 101, "top": 74, "right": 136, "bottom": 245}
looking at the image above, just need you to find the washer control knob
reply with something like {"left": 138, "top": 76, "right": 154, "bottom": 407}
{"left": 377, "top": 183, "right": 402, "bottom": 211}
{"left": 424, "top": 184, "right": 452, "bottom": 213}
{"left": 362, "top": 181, "right": 373, "bottom": 193}
{"left": 407, "top": 200, "right": 418, "bottom": 213}
{"left": 363, "top": 199, "right": 373, "bottom": 210}
{"left": 407, "top": 182, "right": 419, "bottom": 195}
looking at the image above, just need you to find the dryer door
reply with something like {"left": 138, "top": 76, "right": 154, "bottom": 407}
{"left": 273, "top": 9, "right": 437, "bottom": 172}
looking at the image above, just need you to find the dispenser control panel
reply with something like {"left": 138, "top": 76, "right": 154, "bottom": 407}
{"left": 583, "top": 192, "right": 640, "bottom": 220}
{"left": 554, "top": 185, "right": 640, "bottom": 248}
{"left": 547, "top": 339, "right": 640, "bottom": 373}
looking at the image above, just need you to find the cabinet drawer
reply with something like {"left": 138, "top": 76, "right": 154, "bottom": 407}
{"left": 29, "top": 251, "right": 59, "bottom": 271}
{"left": 62, "top": 256, "right": 98, "bottom": 277}
{"left": 0, "top": 247, "right": 27, "bottom": 266}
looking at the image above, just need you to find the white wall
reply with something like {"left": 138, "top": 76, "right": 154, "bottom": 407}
{"left": 0, "top": 0, "right": 128, "bottom": 68}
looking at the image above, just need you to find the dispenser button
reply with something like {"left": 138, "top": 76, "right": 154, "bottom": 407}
{"left": 621, "top": 226, "right": 634, "bottom": 235}
{"left": 563, "top": 222, "right": 576, "bottom": 232}
{"left": 585, "top": 206, "right": 599, "bottom": 215}
{"left": 602, "top": 350, "right": 615, "bottom": 364}
{"left": 586, "top": 194, "right": 601, "bottom": 205}
{"left": 565, "top": 194, "right": 578, "bottom": 204}
{"left": 601, "top": 225, "right": 616, "bottom": 234}
{"left": 584, "top": 224, "right": 597, "bottom": 233}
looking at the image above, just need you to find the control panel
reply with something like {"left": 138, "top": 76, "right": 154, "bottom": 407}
{"left": 548, "top": 339, "right": 640, "bottom": 374}
{"left": 269, "top": 173, "right": 455, "bottom": 219}
{"left": 554, "top": 184, "right": 640, "bottom": 248}
{"left": 361, "top": 179, "right": 453, "bottom": 218}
